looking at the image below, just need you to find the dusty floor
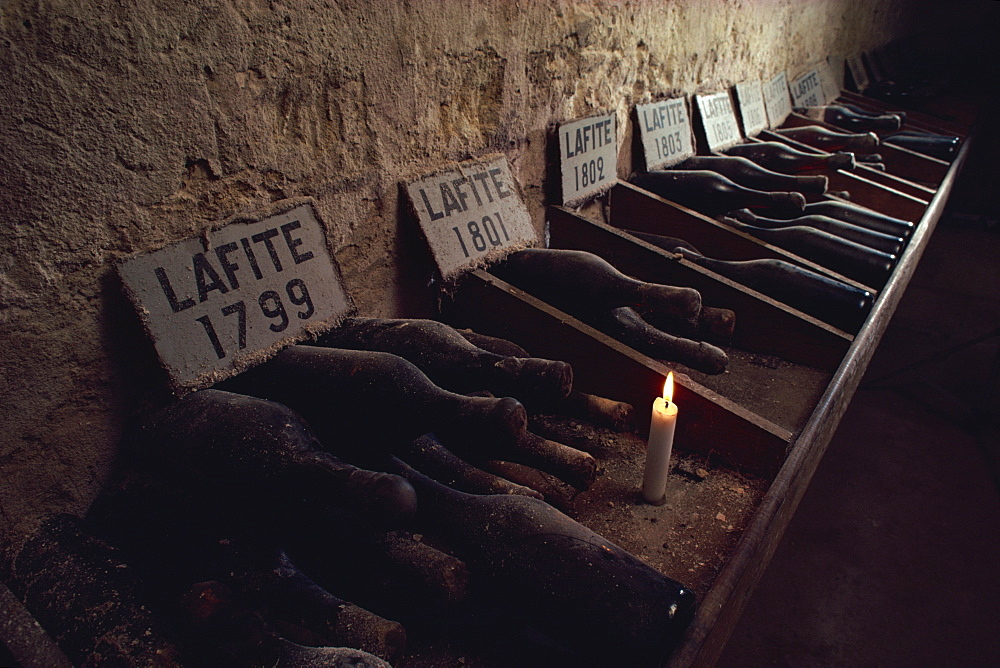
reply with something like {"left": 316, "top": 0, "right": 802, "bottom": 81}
{"left": 718, "top": 204, "right": 1000, "bottom": 664}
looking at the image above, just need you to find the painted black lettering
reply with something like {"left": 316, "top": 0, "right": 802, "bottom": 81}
{"left": 451, "top": 178, "right": 471, "bottom": 212}
{"left": 251, "top": 228, "right": 283, "bottom": 273}
{"left": 280, "top": 220, "right": 314, "bottom": 264}
{"left": 241, "top": 237, "right": 264, "bottom": 280}
{"left": 154, "top": 266, "right": 195, "bottom": 313}
{"left": 439, "top": 182, "right": 463, "bottom": 217}
{"left": 472, "top": 172, "right": 494, "bottom": 202}
{"left": 419, "top": 187, "right": 444, "bottom": 221}
{"left": 489, "top": 168, "right": 512, "bottom": 199}
{"left": 214, "top": 241, "right": 241, "bottom": 290}
{"left": 193, "top": 252, "right": 229, "bottom": 302}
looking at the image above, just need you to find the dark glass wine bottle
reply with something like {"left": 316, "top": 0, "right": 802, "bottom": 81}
{"left": 388, "top": 457, "right": 697, "bottom": 665}
{"left": 794, "top": 104, "right": 902, "bottom": 132}
{"left": 141, "top": 388, "right": 418, "bottom": 523}
{"left": 222, "top": 345, "right": 527, "bottom": 461}
{"left": 672, "top": 246, "right": 874, "bottom": 331}
{"left": 223, "top": 346, "right": 596, "bottom": 490}
{"left": 677, "top": 155, "right": 829, "bottom": 194}
{"left": 882, "top": 132, "right": 959, "bottom": 160}
{"left": 720, "top": 217, "right": 896, "bottom": 286}
{"left": 773, "top": 125, "right": 879, "bottom": 152}
{"left": 491, "top": 248, "right": 702, "bottom": 318}
{"left": 836, "top": 101, "right": 907, "bottom": 123}
{"left": 593, "top": 306, "right": 729, "bottom": 374}
{"left": 796, "top": 200, "right": 915, "bottom": 239}
{"left": 725, "top": 141, "right": 856, "bottom": 173}
{"left": 399, "top": 432, "right": 544, "bottom": 499}
{"left": 315, "top": 317, "right": 572, "bottom": 405}
{"left": 631, "top": 169, "right": 806, "bottom": 215}
{"left": 731, "top": 208, "right": 904, "bottom": 256}
{"left": 7, "top": 514, "right": 182, "bottom": 667}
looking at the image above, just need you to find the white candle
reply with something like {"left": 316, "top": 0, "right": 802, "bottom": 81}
{"left": 642, "top": 372, "right": 678, "bottom": 505}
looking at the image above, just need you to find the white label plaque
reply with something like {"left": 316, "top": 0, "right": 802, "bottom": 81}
{"left": 559, "top": 113, "right": 618, "bottom": 207}
{"left": 696, "top": 91, "right": 742, "bottom": 151}
{"left": 117, "top": 200, "right": 352, "bottom": 393}
{"left": 763, "top": 71, "right": 792, "bottom": 128}
{"left": 846, "top": 52, "right": 870, "bottom": 91}
{"left": 635, "top": 98, "right": 695, "bottom": 169}
{"left": 819, "top": 58, "right": 843, "bottom": 103}
{"left": 789, "top": 68, "right": 826, "bottom": 108}
{"left": 405, "top": 154, "right": 537, "bottom": 280}
{"left": 734, "top": 80, "right": 768, "bottom": 138}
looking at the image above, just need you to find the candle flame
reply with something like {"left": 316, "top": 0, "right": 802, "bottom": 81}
{"left": 663, "top": 372, "right": 674, "bottom": 403}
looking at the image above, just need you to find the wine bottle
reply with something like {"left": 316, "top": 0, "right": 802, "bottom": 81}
{"left": 454, "top": 328, "right": 637, "bottom": 431}
{"left": 398, "top": 433, "right": 544, "bottom": 499}
{"left": 315, "top": 317, "right": 573, "bottom": 405}
{"left": 725, "top": 141, "right": 856, "bottom": 173}
{"left": 672, "top": 246, "right": 874, "bottom": 331}
{"left": 677, "top": 155, "right": 829, "bottom": 194}
{"left": 140, "top": 389, "right": 418, "bottom": 524}
{"left": 479, "top": 459, "right": 580, "bottom": 512}
{"left": 731, "top": 209, "right": 904, "bottom": 256}
{"left": 794, "top": 104, "right": 903, "bottom": 132}
{"left": 490, "top": 248, "right": 702, "bottom": 318}
{"left": 836, "top": 101, "right": 907, "bottom": 123}
{"left": 7, "top": 514, "right": 182, "bottom": 667}
{"left": 180, "top": 579, "right": 393, "bottom": 668}
{"left": 631, "top": 169, "right": 806, "bottom": 216}
{"left": 720, "top": 217, "right": 896, "bottom": 286}
{"left": 882, "top": 132, "right": 959, "bottom": 160}
{"left": 223, "top": 346, "right": 596, "bottom": 490}
{"left": 222, "top": 345, "right": 527, "bottom": 462}
{"left": 388, "top": 457, "right": 697, "bottom": 665}
{"left": 593, "top": 307, "right": 729, "bottom": 374}
{"left": 200, "top": 541, "right": 407, "bottom": 662}
{"left": 636, "top": 304, "right": 737, "bottom": 347}
{"left": 795, "top": 200, "right": 915, "bottom": 239}
{"left": 773, "top": 125, "right": 879, "bottom": 152}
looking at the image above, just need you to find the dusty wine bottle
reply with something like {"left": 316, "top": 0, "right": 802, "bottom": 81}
{"left": 140, "top": 389, "right": 418, "bottom": 523}
{"left": 222, "top": 345, "right": 527, "bottom": 462}
{"left": 453, "top": 328, "right": 637, "bottom": 431}
{"left": 388, "top": 457, "right": 697, "bottom": 665}
{"left": 793, "top": 200, "right": 915, "bottom": 239}
{"left": 223, "top": 346, "right": 596, "bottom": 490}
{"left": 490, "top": 248, "right": 702, "bottom": 318}
{"left": 399, "top": 433, "right": 544, "bottom": 499}
{"left": 673, "top": 247, "right": 874, "bottom": 331}
{"left": 593, "top": 306, "right": 729, "bottom": 374}
{"left": 630, "top": 169, "right": 806, "bottom": 216}
{"left": 794, "top": 104, "right": 903, "bottom": 132}
{"left": 773, "top": 125, "right": 880, "bottom": 152}
{"left": 882, "top": 132, "right": 959, "bottom": 160}
{"left": 835, "top": 101, "right": 907, "bottom": 123}
{"left": 720, "top": 217, "right": 896, "bottom": 287}
{"left": 725, "top": 141, "right": 856, "bottom": 173}
{"left": 6, "top": 514, "right": 182, "bottom": 667}
{"left": 315, "top": 317, "right": 572, "bottom": 405}
{"left": 200, "top": 541, "right": 407, "bottom": 662}
{"left": 731, "top": 208, "right": 904, "bottom": 256}
{"left": 677, "top": 155, "right": 828, "bottom": 194}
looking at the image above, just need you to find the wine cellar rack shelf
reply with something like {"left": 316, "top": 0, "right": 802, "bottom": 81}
{"left": 443, "top": 89, "right": 974, "bottom": 666}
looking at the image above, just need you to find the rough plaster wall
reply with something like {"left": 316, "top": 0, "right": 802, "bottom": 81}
{"left": 0, "top": 0, "right": 916, "bottom": 539}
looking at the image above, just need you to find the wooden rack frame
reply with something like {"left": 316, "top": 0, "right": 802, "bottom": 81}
{"left": 441, "top": 91, "right": 972, "bottom": 665}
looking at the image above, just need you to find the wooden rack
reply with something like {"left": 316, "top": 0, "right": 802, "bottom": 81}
{"left": 441, "top": 87, "right": 973, "bottom": 665}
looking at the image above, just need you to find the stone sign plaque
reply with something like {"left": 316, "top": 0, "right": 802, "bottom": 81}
{"left": 117, "top": 200, "right": 352, "bottom": 393}
{"left": 735, "top": 80, "right": 768, "bottom": 138}
{"left": 559, "top": 112, "right": 618, "bottom": 207}
{"left": 696, "top": 91, "right": 742, "bottom": 151}
{"left": 789, "top": 67, "right": 826, "bottom": 108}
{"left": 405, "top": 154, "right": 537, "bottom": 280}
{"left": 846, "top": 52, "right": 870, "bottom": 91}
{"left": 819, "top": 58, "right": 844, "bottom": 103}
{"left": 763, "top": 71, "right": 792, "bottom": 128}
{"left": 635, "top": 97, "right": 695, "bottom": 169}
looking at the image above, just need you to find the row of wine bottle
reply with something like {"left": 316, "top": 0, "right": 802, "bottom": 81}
{"left": 63, "top": 318, "right": 699, "bottom": 666}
